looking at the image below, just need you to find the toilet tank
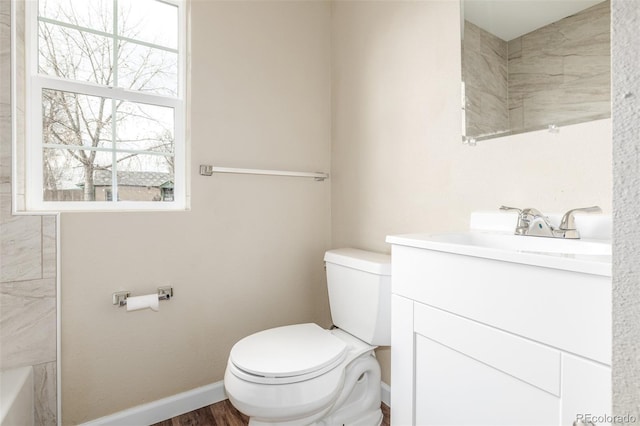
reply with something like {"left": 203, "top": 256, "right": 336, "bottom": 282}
{"left": 324, "top": 248, "right": 391, "bottom": 346}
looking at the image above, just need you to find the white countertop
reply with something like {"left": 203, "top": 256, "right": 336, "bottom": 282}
{"left": 386, "top": 212, "right": 612, "bottom": 277}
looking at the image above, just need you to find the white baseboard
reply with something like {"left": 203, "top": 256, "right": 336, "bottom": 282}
{"left": 80, "top": 381, "right": 227, "bottom": 426}
{"left": 381, "top": 381, "right": 391, "bottom": 407}
{"left": 80, "top": 380, "right": 391, "bottom": 425}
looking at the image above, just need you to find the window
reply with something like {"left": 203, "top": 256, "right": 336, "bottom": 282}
{"left": 26, "top": 0, "right": 186, "bottom": 210}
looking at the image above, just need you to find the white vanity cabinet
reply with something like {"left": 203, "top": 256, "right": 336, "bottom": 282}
{"left": 388, "top": 238, "right": 612, "bottom": 426}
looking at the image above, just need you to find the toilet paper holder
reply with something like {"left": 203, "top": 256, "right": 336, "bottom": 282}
{"left": 112, "top": 286, "right": 173, "bottom": 307}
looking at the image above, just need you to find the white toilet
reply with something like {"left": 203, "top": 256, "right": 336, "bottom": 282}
{"left": 224, "top": 248, "right": 391, "bottom": 426}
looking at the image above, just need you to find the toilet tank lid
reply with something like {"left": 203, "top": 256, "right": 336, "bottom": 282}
{"left": 324, "top": 248, "right": 391, "bottom": 276}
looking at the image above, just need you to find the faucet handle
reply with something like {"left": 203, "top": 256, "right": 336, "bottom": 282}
{"left": 559, "top": 206, "right": 602, "bottom": 230}
{"left": 499, "top": 205, "right": 523, "bottom": 214}
{"left": 500, "top": 206, "right": 531, "bottom": 236}
{"left": 500, "top": 206, "right": 545, "bottom": 219}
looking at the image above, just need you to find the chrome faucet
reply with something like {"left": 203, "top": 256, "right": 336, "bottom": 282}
{"left": 499, "top": 206, "right": 602, "bottom": 239}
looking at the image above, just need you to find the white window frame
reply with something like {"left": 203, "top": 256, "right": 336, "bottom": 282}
{"left": 25, "top": 0, "right": 187, "bottom": 211}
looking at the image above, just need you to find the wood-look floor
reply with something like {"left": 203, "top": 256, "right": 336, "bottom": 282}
{"left": 152, "top": 399, "right": 391, "bottom": 426}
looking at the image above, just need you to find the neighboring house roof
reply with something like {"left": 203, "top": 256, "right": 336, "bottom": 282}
{"left": 90, "top": 170, "right": 173, "bottom": 188}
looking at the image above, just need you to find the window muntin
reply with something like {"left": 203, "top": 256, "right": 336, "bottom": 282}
{"left": 28, "top": 0, "right": 185, "bottom": 211}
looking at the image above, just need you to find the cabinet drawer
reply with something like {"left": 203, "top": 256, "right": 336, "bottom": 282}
{"left": 414, "top": 302, "right": 561, "bottom": 396}
{"left": 392, "top": 245, "right": 611, "bottom": 364}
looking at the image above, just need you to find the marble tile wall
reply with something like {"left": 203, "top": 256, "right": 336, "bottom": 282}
{"left": 0, "top": 0, "right": 58, "bottom": 424}
{"left": 462, "top": 20, "right": 509, "bottom": 138}
{"left": 463, "top": 0, "right": 610, "bottom": 137}
{"left": 508, "top": 0, "right": 611, "bottom": 130}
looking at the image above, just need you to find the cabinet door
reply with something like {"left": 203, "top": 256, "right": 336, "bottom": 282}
{"left": 415, "top": 335, "right": 559, "bottom": 426}
{"left": 561, "top": 354, "right": 612, "bottom": 426}
{"left": 412, "top": 302, "right": 562, "bottom": 426}
{"left": 414, "top": 335, "right": 560, "bottom": 426}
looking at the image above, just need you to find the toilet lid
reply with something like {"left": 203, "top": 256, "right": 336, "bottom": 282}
{"left": 229, "top": 323, "right": 348, "bottom": 379}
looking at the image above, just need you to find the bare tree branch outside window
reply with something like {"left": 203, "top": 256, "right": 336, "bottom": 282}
{"left": 38, "top": 0, "right": 178, "bottom": 202}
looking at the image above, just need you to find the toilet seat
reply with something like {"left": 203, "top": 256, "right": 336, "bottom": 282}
{"left": 229, "top": 323, "right": 348, "bottom": 384}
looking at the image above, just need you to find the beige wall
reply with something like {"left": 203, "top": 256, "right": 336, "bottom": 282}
{"left": 331, "top": 0, "right": 612, "bottom": 385}
{"left": 60, "top": 1, "right": 332, "bottom": 423}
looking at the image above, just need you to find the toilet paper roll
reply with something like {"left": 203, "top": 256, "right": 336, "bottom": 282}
{"left": 126, "top": 294, "right": 159, "bottom": 312}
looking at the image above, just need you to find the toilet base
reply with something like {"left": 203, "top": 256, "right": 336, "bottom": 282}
{"left": 315, "top": 407, "right": 382, "bottom": 426}
{"left": 248, "top": 408, "right": 382, "bottom": 426}
{"left": 247, "top": 352, "right": 383, "bottom": 426}
{"left": 314, "top": 353, "right": 382, "bottom": 426}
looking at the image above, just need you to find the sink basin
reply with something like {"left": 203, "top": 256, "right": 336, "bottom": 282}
{"left": 425, "top": 232, "right": 611, "bottom": 256}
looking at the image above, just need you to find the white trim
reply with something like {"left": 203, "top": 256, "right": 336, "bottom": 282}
{"left": 32, "top": 77, "right": 182, "bottom": 106}
{"left": 25, "top": 0, "right": 37, "bottom": 212}
{"left": 55, "top": 212, "right": 61, "bottom": 426}
{"left": 42, "top": 144, "right": 176, "bottom": 157}
{"left": 25, "top": 0, "right": 187, "bottom": 212}
{"left": 79, "top": 381, "right": 227, "bottom": 426}
{"left": 32, "top": 200, "right": 185, "bottom": 213}
{"left": 381, "top": 381, "right": 391, "bottom": 407}
{"left": 10, "top": 0, "right": 17, "bottom": 209}
{"left": 76, "top": 380, "right": 389, "bottom": 425}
